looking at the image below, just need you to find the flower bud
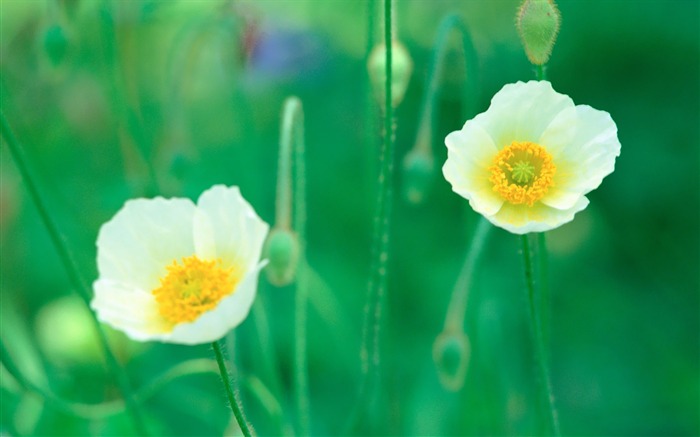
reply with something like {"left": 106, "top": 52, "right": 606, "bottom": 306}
{"left": 432, "top": 329, "right": 470, "bottom": 391}
{"left": 43, "top": 25, "right": 68, "bottom": 66}
{"left": 263, "top": 228, "right": 300, "bottom": 287}
{"left": 402, "top": 147, "right": 434, "bottom": 205}
{"left": 516, "top": 0, "right": 561, "bottom": 65}
{"left": 367, "top": 40, "right": 413, "bottom": 110}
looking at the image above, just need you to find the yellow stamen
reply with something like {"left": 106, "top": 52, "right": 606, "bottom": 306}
{"left": 152, "top": 255, "right": 240, "bottom": 326}
{"left": 489, "top": 141, "right": 556, "bottom": 206}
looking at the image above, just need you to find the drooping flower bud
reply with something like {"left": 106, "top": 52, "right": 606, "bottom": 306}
{"left": 367, "top": 40, "right": 413, "bottom": 110}
{"left": 263, "top": 228, "right": 300, "bottom": 287}
{"left": 516, "top": 0, "right": 561, "bottom": 65}
{"left": 432, "top": 329, "right": 470, "bottom": 391}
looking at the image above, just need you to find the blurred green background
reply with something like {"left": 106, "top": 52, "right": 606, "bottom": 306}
{"left": 1, "top": 0, "right": 698, "bottom": 436}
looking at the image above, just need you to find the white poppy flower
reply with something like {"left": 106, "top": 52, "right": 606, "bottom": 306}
{"left": 91, "top": 185, "right": 269, "bottom": 345}
{"left": 443, "top": 80, "right": 620, "bottom": 234}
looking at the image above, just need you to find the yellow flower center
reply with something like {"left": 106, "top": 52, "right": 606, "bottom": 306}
{"left": 152, "top": 256, "right": 240, "bottom": 326}
{"left": 489, "top": 141, "right": 556, "bottom": 206}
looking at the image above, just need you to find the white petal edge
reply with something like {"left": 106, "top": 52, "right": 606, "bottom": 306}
{"left": 472, "top": 80, "right": 574, "bottom": 148}
{"left": 487, "top": 196, "right": 590, "bottom": 234}
{"left": 91, "top": 279, "right": 169, "bottom": 341}
{"left": 96, "top": 197, "right": 196, "bottom": 291}
{"left": 539, "top": 105, "right": 621, "bottom": 210}
{"left": 193, "top": 185, "right": 270, "bottom": 272}
{"left": 443, "top": 124, "right": 503, "bottom": 216}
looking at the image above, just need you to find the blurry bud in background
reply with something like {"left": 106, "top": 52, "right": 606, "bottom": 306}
{"left": 35, "top": 296, "right": 138, "bottom": 366}
{"left": 516, "top": 0, "right": 561, "bottom": 65}
{"left": 43, "top": 24, "right": 68, "bottom": 66}
{"left": 263, "top": 228, "right": 300, "bottom": 287}
{"left": 367, "top": 40, "right": 413, "bottom": 110}
{"left": 402, "top": 147, "right": 435, "bottom": 205}
{"left": 432, "top": 329, "right": 471, "bottom": 392}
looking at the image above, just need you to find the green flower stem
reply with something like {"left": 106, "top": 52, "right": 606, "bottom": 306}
{"left": 414, "top": 14, "right": 478, "bottom": 156}
{"left": 0, "top": 111, "right": 149, "bottom": 436}
{"left": 537, "top": 232, "right": 551, "bottom": 357}
{"left": 250, "top": 298, "right": 290, "bottom": 435}
{"left": 212, "top": 340, "right": 253, "bottom": 437}
{"left": 443, "top": 218, "right": 491, "bottom": 332}
{"left": 281, "top": 96, "right": 310, "bottom": 435}
{"left": 520, "top": 234, "right": 560, "bottom": 436}
{"left": 535, "top": 64, "right": 546, "bottom": 81}
{"left": 359, "top": 0, "right": 395, "bottom": 426}
{"left": 363, "top": 0, "right": 378, "bottom": 191}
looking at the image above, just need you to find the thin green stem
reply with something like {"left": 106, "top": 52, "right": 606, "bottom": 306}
{"left": 285, "top": 96, "right": 310, "bottom": 435}
{"left": 250, "top": 297, "right": 290, "bottom": 435}
{"left": 537, "top": 232, "right": 551, "bottom": 357}
{"left": 520, "top": 234, "right": 560, "bottom": 436}
{"left": 535, "top": 63, "right": 546, "bottom": 81}
{"left": 443, "top": 218, "right": 491, "bottom": 332}
{"left": 415, "top": 14, "right": 478, "bottom": 155}
{"left": 212, "top": 340, "right": 253, "bottom": 437}
{"left": 272, "top": 96, "right": 308, "bottom": 434}
{"left": 0, "top": 111, "right": 149, "bottom": 436}
{"left": 403, "top": 14, "right": 478, "bottom": 204}
{"left": 359, "top": 0, "right": 395, "bottom": 428}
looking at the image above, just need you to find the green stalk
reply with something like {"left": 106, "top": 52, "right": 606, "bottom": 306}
{"left": 0, "top": 112, "right": 149, "bottom": 436}
{"left": 270, "top": 96, "right": 309, "bottom": 434}
{"left": 212, "top": 340, "right": 253, "bottom": 437}
{"left": 443, "top": 218, "right": 491, "bottom": 333}
{"left": 359, "top": 0, "right": 395, "bottom": 427}
{"left": 282, "top": 96, "right": 310, "bottom": 435}
{"left": 416, "top": 14, "right": 478, "bottom": 154}
{"left": 520, "top": 234, "right": 560, "bottom": 436}
{"left": 535, "top": 64, "right": 546, "bottom": 81}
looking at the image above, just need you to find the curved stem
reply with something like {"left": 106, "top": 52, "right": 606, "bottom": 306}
{"left": 273, "top": 96, "right": 309, "bottom": 434}
{"left": 443, "top": 218, "right": 491, "bottom": 332}
{"left": 0, "top": 111, "right": 149, "bottom": 436}
{"left": 212, "top": 340, "right": 253, "bottom": 437}
{"left": 416, "top": 14, "right": 479, "bottom": 154}
{"left": 521, "top": 234, "right": 560, "bottom": 436}
{"left": 403, "top": 14, "right": 478, "bottom": 205}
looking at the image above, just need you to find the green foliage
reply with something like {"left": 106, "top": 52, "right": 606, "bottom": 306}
{"left": 1, "top": 1, "right": 698, "bottom": 436}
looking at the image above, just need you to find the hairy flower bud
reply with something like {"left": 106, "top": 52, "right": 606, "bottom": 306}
{"left": 367, "top": 40, "right": 413, "bottom": 110}
{"left": 516, "top": 0, "right": 561, "bottom": 65}
{"left": 263, "top": 228, "right": 300, "bottom": 287}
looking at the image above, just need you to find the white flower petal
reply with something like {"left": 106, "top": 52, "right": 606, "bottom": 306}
{"left": 443, "top": 124, "right": 503, "bottom": 216}
{"left": 91, "top": 279, "right": 168, "bottom": 340}
{"left": 193, "top": 185, "right": 270, "bottom": 271}
{"left": 487, "top": 196, "right": 589, "bottom": 234}
{"left": 96, "top": 197, "right": 196, "bottom": 290}
{"left": 473, "top": 80, "right": 573, "bottom": 148}
{"left": 158, "top": 261, "right": 267, "bottom": 345}
{"left": 539, "top": 105, "right": 621, "bottom": 209}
